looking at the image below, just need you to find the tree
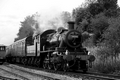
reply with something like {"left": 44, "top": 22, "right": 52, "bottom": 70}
{"left": 72, "top": 7, "right": 91, "bottom": 25}
{"left": 98, "top": 0, "right": 117, "bottom": 10}
{"left": 14, "top": 15, "right": 36, "bottom": 41}
{"left": 14, "top": 13, "right": 42, "bottom": 42}
{"left": 72, "top": 0, "right": 119, "bottom": 46}
{"left": 60, "top": 11, "right": 72, "bottom": 27}
{"left": 73, "top": 0, "right": 120, "bottom": 73}
{"left": 88, "top": 3, "right": 104, "bottom": 16}
{"left": 90, "top": 14, "right": 109, "bottom": 44}
{"left": 101, "top": 17, "right": 120, "bottom": 57}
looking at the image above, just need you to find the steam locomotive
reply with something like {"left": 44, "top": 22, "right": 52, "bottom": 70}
{"left": 6, "top": 21, "right": 95, "bottom": 72}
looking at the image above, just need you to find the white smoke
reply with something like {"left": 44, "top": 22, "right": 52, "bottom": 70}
{"left": 34, "top": 12, "right": 66, "bottom": 31}
{"left": 32, "top": 10, "right": 73, "bottom": 38}
{"left": 32, "top": 12, "right": 63, "bottom": 37}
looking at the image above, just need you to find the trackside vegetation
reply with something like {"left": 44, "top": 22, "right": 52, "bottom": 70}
{"left": 73, "top": 0, "right": 120, "bottom": 74}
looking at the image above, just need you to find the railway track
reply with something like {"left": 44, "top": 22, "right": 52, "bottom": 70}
{"left": 44, "top": 69, "right": 120, "bottom": 80}
{"left": 0, "top": 67, "right": 29, "bottom": 80}
{"left": 2, "top": 64, "right": 60, "bottom": 80}
{"left": 86, "top": 72, "right": 120, "bottom": 80}
{"left": 4, "top": 63, "right": 82, "bottom": 80}
{"left": 4, "top": 63, "right": 120, "bottom": 80}
{"left": 0, "top": 75, "right": 18, "bottom": 80}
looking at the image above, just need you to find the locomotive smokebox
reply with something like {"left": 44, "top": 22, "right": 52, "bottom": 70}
{"left": 68, "top": 21, "right": 75, "bottom": 30}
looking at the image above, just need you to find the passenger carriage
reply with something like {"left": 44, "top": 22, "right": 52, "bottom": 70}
{"left": 0, "top": 44, "right": 6, "bottom": 64}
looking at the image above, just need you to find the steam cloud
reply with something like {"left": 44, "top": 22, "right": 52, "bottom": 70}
{"left": 32, "top": 12, "right": 70, "bottom": 36}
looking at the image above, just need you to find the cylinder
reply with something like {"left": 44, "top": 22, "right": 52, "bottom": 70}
{"left": 67, "top": 21, "right": 75, "bottom": 30}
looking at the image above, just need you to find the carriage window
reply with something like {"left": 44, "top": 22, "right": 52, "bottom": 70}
{"left": 26, "top": 36, "right": 34, "bottom": 45}
{"left": 0, "top": 46, "right": 5, "bottom": 51}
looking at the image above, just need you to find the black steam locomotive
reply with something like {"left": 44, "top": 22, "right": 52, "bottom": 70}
{"left": 6, "top": 21, "right": 95, "bottom": 72}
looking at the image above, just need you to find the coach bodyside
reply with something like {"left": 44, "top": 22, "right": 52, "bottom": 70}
{"left": 6, "top": 38, "right": 27, "bottom": 57}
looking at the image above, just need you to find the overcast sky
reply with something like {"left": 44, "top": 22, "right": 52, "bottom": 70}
{"left": 0, "top": 0, "right": 120, "bottom": 45}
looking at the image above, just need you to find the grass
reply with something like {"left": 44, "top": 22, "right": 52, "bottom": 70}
{"left": 87, "top": 47, "right": 120, "bottom": 74}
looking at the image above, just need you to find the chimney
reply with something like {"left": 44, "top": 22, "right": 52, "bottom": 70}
{"left": 67, "top": 21, "right": 75, "bottom": 30}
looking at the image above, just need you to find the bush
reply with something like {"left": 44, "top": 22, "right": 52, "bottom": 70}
{"left": 88, "top": 47, "right": 120, "bottom": 73}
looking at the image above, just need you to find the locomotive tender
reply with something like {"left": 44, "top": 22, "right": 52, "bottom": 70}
{"left": 6, "top": 21, "right": 95, "bottom": 72}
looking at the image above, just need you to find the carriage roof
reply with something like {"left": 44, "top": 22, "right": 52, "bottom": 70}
{"left": 0, "top": 44, "right": 6, "bottom": 47}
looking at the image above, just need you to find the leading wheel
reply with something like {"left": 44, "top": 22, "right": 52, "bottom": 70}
{"left": 63, "top": 61, "right": 69, "bottom": 72}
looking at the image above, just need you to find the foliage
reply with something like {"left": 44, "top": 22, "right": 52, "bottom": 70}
{"left": 60, "top": 11, "right": 72, "bottom": 27}
{"left": 87, "top": 47, "right": 120, "bottom": 73}
{"left": 14, "top": 14, "right": 40, "bottom": 41}
{"left": 98, "top": 0, "right": 117, "bottom": 10}
{"left": 93, "top": 56, "right": 120, "bottom": 73}
{"left": 14, "top": 16, "right": 35, "bottom": 41}
{"left": 73, "top": 0, "right": 119, "bottom": 46}
{"left": 101, "top": 17, "right": 120, "bottom": 57}
{"left": 90, "top": 14, "right": 109, "bottom": 44}
{"left": 87, "top": 17, "right": 120, "bottom": 73}
{"left": 74, "top": 0, "right": 120, "bottom": 73}
{"left": 87, "top": 2, "right": 104, "bottom": 16}
{"left": 72, "top": 7, "right": 91, "bottom": 25}
{"left": 89, "top": 47, "right": 120, "bottom": 73}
